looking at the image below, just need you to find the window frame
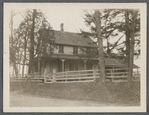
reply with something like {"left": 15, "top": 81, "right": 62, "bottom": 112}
{"left": 59, "top": 45, "right": 64, "bottom": 53}
{"left": 73, "top": 46, "right": 78, "bottom": 54}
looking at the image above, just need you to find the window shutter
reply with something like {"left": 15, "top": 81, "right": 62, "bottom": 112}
{"left": 76, "top": 47, "right": 78, "bottom": 54}
{"left": 73, "top": 47, "right": 75, "bottom": 54}
{"left": 59, "top": 45, "right": 64, "bottom": 53}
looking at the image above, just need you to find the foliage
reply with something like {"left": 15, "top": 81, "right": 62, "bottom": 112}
{"left": 9, "top": 9, "right": 55, "bottom": 74}
{"left": 81, "top": 9, "right": 140, "bottom": 59}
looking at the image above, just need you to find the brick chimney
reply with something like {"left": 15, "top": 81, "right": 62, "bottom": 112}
{"left": 60, "top": 23, "right": 64, "bottom": 32}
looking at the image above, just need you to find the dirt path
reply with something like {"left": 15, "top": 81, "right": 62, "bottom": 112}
{"left": 10, "top": 92, "right": 116, "bottom": 107}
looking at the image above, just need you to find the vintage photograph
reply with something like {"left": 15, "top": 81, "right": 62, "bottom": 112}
{"left": 3, "top": 3, "right": 146, "bottom": 112}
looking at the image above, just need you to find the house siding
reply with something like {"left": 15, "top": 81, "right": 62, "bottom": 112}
{"left": 54, "top": 45, "right": 86, "bottom": 55}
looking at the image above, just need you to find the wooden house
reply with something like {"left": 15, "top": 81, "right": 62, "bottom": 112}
{"left": 36, "top": 23, "right": 128, "bottom": 76}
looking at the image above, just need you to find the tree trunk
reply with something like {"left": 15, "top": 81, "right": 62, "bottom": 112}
{"left": 128, "top": 10, "right": 137, "bottom": 82}
{"left": 95, "top": 10, "right": 106, "bottom": 82}
{"left": 10, "top": 11, "right": 18, "bottom": 75}
{"left": 22, "top": 60, "right": 25, "bottom": 77}
{"left": 107, "top": 39, "right": 110, "bottom": 54}
{"left": 105, "top": 14, "right": 110, "bottom": 54}
{"left": 125, "top": 10, "right": 130, "bottom": 67}
{"left": 29, "top": 9, "right": 35, "bottom": 74}
{"left": 22, "top": 37, "right": 27, "bottom": 77}
{"left": 13, "top": 62, "right": 18, "bottom": 75}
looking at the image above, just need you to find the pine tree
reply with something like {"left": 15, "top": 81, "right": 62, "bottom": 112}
{"left": 128, "top": 10, "right": 138, "bottom": 81}
{"left": 81, "top": 9, "right": 140, "bottom": 81}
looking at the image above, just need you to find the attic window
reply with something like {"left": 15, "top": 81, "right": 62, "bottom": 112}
{"left": 73, "top": 47, "right": 78, "bottom": 54}
{"left": 59, "top": 45, "right": 64, "bottom": 53}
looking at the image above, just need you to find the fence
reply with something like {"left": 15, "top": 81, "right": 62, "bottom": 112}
{"left": 44, "top": 69, "right": 100, "bottom": 83}
{"left": 10, "top": 68, "right": 140, "bottom": 83}
{"left": 10, "top": 72, "right": 44, "bottom": 82}
{"left": 105, "top": 68, "right": 129, "bottom": 82}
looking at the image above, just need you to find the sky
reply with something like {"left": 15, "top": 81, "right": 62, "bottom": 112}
{"left": 11, "top": 8, "right": 140, "bottom": 67}
{"left": 12, "top": 9, "right": 89, "bottom": 33}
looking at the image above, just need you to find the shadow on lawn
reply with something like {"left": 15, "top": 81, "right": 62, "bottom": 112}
{"left": 10, "top": 81, "right": 140, "bottom": 106}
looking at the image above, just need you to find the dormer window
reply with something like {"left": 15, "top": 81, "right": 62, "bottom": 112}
{"left": 59, "top": 45, "right": 64, "bottom": 53}
{"left": 73, "top": 47, "right": 78, "bottom": 54}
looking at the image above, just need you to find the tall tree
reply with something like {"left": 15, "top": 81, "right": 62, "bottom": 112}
{"left": 81, "top": 9, "right": 140, "bottom": 57}
{"left": 10, "top": 9, "right": 55, "bottom": 75}
{"left": 111, "top": 9, "right": 140, "bottom": 63}
{"left": 81, "top": 10, "right": 125, "bottom": 54}
{"left": 81, "top": 9, "right": 140, "bottom": 81}
{"left": 22, "top": 33, "right": 27, "bottom": 77}
{"left": 128, "top": 10, "right": 138, "bottom": 81}
{"left": 95, "top": 10, "right": 105, "bottom": 82}
{"left": 125, "top": 10, "right": 131, "bottom": 66}
{"left": 28, "top": 9, "right": 36, "bottom": 74}
{"left": 9, "top": 11, "right": 18, "bottom": 75}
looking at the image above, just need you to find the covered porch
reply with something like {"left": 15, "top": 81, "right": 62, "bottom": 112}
{"left": 36, "top": 55, "right": 130, "bottom": 76}
{"left": 37, "top": 57, "right": 98, "bottom": 76}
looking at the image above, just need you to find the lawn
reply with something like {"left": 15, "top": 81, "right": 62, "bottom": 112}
{"left": 10, "top": 81, "right": 140, "bottom": 106}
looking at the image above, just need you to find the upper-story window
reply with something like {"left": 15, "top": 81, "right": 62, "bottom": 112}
{"left": 59, "top": 45, "right": 64, "bottom": 53}
{"left": 73, "top": 47, "right": 78, "bottom": 54}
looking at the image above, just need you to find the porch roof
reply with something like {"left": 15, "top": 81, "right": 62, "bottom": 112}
{"left": 50, "top": 54, "right": 98, "bottom": 60}
{"left": 40, "top": 54, "right": 138, "bottom": 68}
{"left": 45, "top": 54, "right": 127, "bottom": 66}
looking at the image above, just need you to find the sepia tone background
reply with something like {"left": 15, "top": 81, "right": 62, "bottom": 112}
{"left": 4, "top": 4, "right": 146, "bottom": 111}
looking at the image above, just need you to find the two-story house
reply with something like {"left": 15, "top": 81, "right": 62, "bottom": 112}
{"left": 35, "top": 23, "right": 129, "bottom": 76}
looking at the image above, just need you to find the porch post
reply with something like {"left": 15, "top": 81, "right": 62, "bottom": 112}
{"left": 98, "top": 62, "right": 100, "bottom": 69}
{"left": 83, "top": 60, "right": 87, "bottom": 70}
{"left": 61, "top": 59, "right": 65, "bottom": 72}
{"left": 38, "top": 58, "right": 41, "bottom": 74}
{"left": 137, "top": 67, "right": 138, "bottom": 74}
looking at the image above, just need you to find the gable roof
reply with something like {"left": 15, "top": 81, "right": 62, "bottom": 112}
{"left": 54, "top": 30, "right": 96, "bottom": 47}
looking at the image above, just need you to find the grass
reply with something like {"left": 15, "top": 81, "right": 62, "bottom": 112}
{"left": 10, "top": 81, "right": 140, "bottom": 106}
